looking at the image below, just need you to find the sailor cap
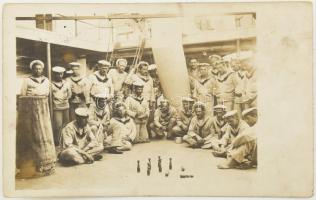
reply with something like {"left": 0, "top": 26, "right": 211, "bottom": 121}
{"left": 148, "top": 64, "right": 157, "bottom": 71}
{"left": 75, "top": 107, "right": 89, "bottom": 118}
{"left": 116, "top": 58, "right": 127, "bottom": 66}
{"left": 69, "top": 62, "right": 81, "bottom": 67}
{"left": 182, "top": 97, "right": 195, "bottom": 102}
{"left": 223, "top": 110, "right": 238, "bottom": 118}
{"left": 29, "top": 60, "right": 44, "bottom": 70}
{"left": 132, "top": 80, "right": 145, "bottom": 87}
{"left": 94, "top": 93, "right": 108, "bottom": 99}
{"left": 98, "top": 60, "right": 111, "bottom": 66}
{"left": 52, "top": 66, "right": 66, "bottom": 73}
{"left": 214, "top": 104, "right": 227, "bottom": 110}
{"left": 242, "top": 107, "right": 257, "bottom": 116}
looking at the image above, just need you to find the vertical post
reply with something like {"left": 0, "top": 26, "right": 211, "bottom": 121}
{"left": 235, "top": 17, "right": 241, "bottom": 57}
{"left": 236, "top": 39, "right": 240, "bottom": 56}
{"left": 75, "top": 15, "right": 78, "bottom": 37}
{"left": 47, "top": 42, "right": 53, "bottom": 116}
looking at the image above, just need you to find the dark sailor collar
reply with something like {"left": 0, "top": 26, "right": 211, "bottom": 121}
{"left": 215, "top": 117, "right": 226, "bottom": 128}
{"left": 113, "top": 117, "right": 131, "bottom": 124}
{"left": 237, "top": 71, "right": 245, "bottom": 79}
{"left": 71, "top": 76, "right": 83, "bottom": 84}
{"left": 211, "top": 70, "right": 218, "bottom": 76}
{"left": 198, "top": 77, "right": 211, "bottom": 85}
{"left": 132, "top": 95, "right": 144, "bottom": 104}
{"left": 137, "top": 74, "right": 149, "bottom": 82}
{"left": 196, "top": 116, "right": 211, "bottom": 127}
{"left": 94, "top": 71, "right": 108, "bottom": 83}
{"left": 29, "top": 76, "right": 46, "bottom": 84}
{"left": 182, "top": 110, "right": 193, "bottom": 118}
{"left": 217, "top": 71, "right": 234, "bottom": 83}
{"left": 52, "top": 81, "right": 65, "bottom": 90}
{"left": 95, "top": 110, "right": 107, "bottom": 119}
{"left": 246, "top": 69, "right": 256, "bottom": 79}
{"left": 230, "top": 120, "right": 242, "bottom": 136}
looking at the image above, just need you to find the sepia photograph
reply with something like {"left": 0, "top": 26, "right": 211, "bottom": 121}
{"left": 2, "top": 2, "right": 313, "bottom": 197}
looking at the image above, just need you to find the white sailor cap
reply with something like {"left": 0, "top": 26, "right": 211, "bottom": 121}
{"left": 182, "top": 97, "right": 195, "bottom": 102}
{"left": 239, "top": 51, "right": 254, "bottom": 60}
{"left": 132, "top": 80, "right": 145, "bottom": 87}
{"left": 242, "top": 107, "right": 257, "bottom": 116}
{"left": 66, "top": 70, "right": 73, "bottom": 74}
{"left": 94, "top": 93, "right": 108, "bottom": 99}
{"left": 98, "top": 60, "right": 111, "bottom": 66}
{"left": 52, "top": 66, "right": 66, "bottom": 73}
{"left": 214, "top": 104, "right": 227, "bottom": 111}
{"left": 222, "top": 54, "right": 233, "bottom": 62}
{"left": 190, "top": 59, "right": 198, "bottom": 63}
{"left": 116, "top": 58, "right": 127, "bottom": 66}
{"left": 198, "top": 63, "right": 211, "bottom": 67}
{"left": 148, "top": 64, "right": 157, "bottom": 71}
{"left": 69, "top": 62, "right": 81, "bottom": 67}
{"left": 214, "top": 59, "right": 226, "bottom": 66}
{"left": 75, "top": 107, "right": 89, "bottom": 118}
{"left": 193, "top": 101, "right": 206, "bottom": 109}
{"left": 223, "top": 110, "right": 238, "bottom": 118}
{"left": 208, "top": 55, "right": 222, "bottom": 60}
{"left": 158, "top": 98, "right": 169, "bottom": 106}
{"left": 136, "top": 61, "right": 149, "bottom": 69}
{"left": 30, "top": 60, "right": 44, "bottom": 70}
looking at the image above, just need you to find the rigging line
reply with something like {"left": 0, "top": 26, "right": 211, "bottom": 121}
{"left": 108, "top": 19, "right": 114, "bottom": 63}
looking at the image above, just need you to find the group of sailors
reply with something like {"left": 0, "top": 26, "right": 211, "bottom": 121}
{"left": 19, "top": 51, "right": 257, "bottom": 169}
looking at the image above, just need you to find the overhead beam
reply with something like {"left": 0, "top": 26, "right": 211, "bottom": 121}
{"left": 16, "top": 12, "right": 255, "bottom": 21}
{"left": 16, "top": 14, "right": 179, "bottom": 21}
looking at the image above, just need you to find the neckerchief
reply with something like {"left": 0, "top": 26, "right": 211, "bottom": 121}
{"left": 230, "top": 121, "right": 241, "bottom": 137}
{"left": 29, "top": 76, "right": 46, "bottom": 84}
{"left": 71, "top": 77, "right": 83, "bottom": 84}
{"left": 215, "top": 117, "right": 226, "bottom": 129}
{"left": 137, "top": 74, "right": 149, "bottom": 82}
{"left": 211, "top": 71, "right": 218, "bottom": 76}
{"left": 95, "top": 110, "right": 107, "bottom": 119}
{"left": 198, "top": 77, "right": 210, "bottom": 85}
{"left": 95, "top": 73, "right": 108, "bottom": 83}
{"left": 74, "top": 122, "right": 87, "bottom": 139}
{"left": 246, "top": 69, "right": 256, "bottom": 79}
{"left": 217, "top": 72, "right": 234, "bottom": 83}
{"left": 114, "top": 117, "right": 131, "bottom": 124}
{"left": 52, "top": 81, "right": 64, "bottom": 90}
{"left": 197, "top": 116, "right": 210, "bottom": 137}
{"left": 132, "top": 95, "right": 144, "bottom": 104}
{"left": 237, "top": 71, "right": 245, "bottom": 79}
{"left": 182, "top": 110, "right": 193, "bottom": 118}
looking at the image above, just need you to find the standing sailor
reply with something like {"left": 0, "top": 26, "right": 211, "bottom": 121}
{"left": 66, "top": 62, "right": 90, "bottom": 121}
{"left": 231, "top": 58, "right": 247, "bottom": 117}
{"left": 213, "top": 60, "right": 237, "bottom": 111}
{"left": 126, "top": 61, "right": 155, "bottom": 104}
{"left": 89, "top": 60, "right": 114, "bottom": 106}
{"left": 20, "top": 60, "right": 50, "bottom": 96}
{"left": 51, "top": 66, "right": 72, "bottom": 146}
{"left": 193, "top": 63, "right": 216, "bottom": 116}
{"left": 243, "top": 56, "right": 257, "bottom": 108}
{"left": 107, "top": 58, "right": 128, "bottom": 95}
